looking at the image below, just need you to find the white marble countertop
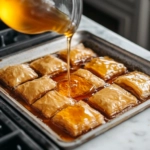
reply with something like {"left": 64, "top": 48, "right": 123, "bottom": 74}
{"left": 73, "top": 16, "right": 150, "bottom": 150}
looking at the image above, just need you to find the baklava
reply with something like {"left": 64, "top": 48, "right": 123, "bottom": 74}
{"left": 57, "top": 74, "right": 95, "bottom": 98}
{"left": 88, "top": 84, "right": 138, "bottom": 118}
{"left": 16, "top": 76, "right": 57, "bottom": 104}
{"left": 33, "top": 90, "right": 75, "bottom": 118}
{"left": 0, "top": 64, "right": 38, "bottom": 88}
{"left": 114, "top": 71, "right": 150, "bottom": 100}
{"left": 84, "top": 56, "right": 127, "bottom": 80}
{"left": 30, "top": 55, "right": 67, "bottom": 76}
{"left": 52, "top": 101, "right": 105, "bottom": 137}
{"left": 73, "top": 69, "right": 105, "bottom": 88}
{"left": 59, "top": 43, "right": 97, "bottom": 66}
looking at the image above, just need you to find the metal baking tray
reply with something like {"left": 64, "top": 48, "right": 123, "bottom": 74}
{"left": 0, "top": 31, "right": 150, "bottom": 149}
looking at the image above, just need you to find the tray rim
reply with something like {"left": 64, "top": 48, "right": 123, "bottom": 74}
{"left": 0, "top": 30, "right": 150, "bottom": 149}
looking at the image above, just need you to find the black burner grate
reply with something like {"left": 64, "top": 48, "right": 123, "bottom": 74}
{"left": 0, "top": 27, "right": 62, "bottom": 149}
{"left": 0, "top": 28, "right": 60, "bottom": 57}
{"left": 0, "top": 110, "right": 43, "bottom": 150}
{"left": 0, "top": 97, "right": 60, "bottom": 150}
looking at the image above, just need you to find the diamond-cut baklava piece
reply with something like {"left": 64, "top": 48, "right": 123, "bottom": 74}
{"left": 16, "top": 76, "right": 56, "bottom": 104}
{"left": 84, "top": 57, "right": 127, "bottom": 80}
{"left": 88, "top": 84, "right": 138, "bottom": 118}
{"left": 73, "top": 69, "right": 105, "bottom": 88}
{"left": 52, "top": 101, "right": 105, "bottom": 137}
{"left": 30, "top": 55, "right": 67, "bottom": 76}
{"left": 33, "top": 91, "right": 74, "bottom": 118}
{"left": 114, "top": 71, "right": 150, "bottom": 100}
{"left": 57, "top": 74, "right": 95, "bottom": 98}
{"left": 59, "top": 43, "right": 97, "bottom": 66}
{"left": 0, "top": 64, "right": 38, "bottom": 88}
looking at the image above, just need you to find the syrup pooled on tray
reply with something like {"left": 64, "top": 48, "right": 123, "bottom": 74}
{"left": 57, "top": 74, "right": 94, "bottom": 99}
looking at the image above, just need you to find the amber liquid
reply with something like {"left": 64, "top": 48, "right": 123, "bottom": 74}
{"left": 67, "top": 37, "right": 72, "bottom": 97}
{"left": 0, "top": 0, "right": 74, "bottom": 96}
{"left": 0, "top": 0, "right": 74, "bottom": 36}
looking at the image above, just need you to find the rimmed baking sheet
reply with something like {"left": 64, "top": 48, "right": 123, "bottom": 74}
{"left": 0, "top": 31, "right": 150, "bottom": 149}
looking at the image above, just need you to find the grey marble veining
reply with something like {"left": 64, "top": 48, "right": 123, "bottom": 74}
{"left": 72, "top": 16, "right": 150, "bottom": 150}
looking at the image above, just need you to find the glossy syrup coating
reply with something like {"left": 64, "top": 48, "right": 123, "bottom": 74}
{"left": 52, "top": 101, "right": 105, "bottom": 137}
{"left": 30, "top": 55, "right": 67, "bottom": 76}
{"left": 0, "top": 64, "right": 38, "bottom": 88}
{"left": 16, "top": 76, "right": 57, "bottom": 104}
{"left": 114, "top": 71, "right": 150, "bottom": 100}
{"left": 58, "top": 43, "right": 97, "bottom": 66}
{"left": 84, "top": 56, "right": 127, "bottom": 81}
{"left": 32, "top": 90, "right": 75, "bottom": 118}
{"left": 73, "top": 68, "right": 105, "bottom": 88}
{"left": 88, "top": 84, "right": 138, "bottom": 118}
{"left": 57, "top": 74, "right": 95, "bottom": 98}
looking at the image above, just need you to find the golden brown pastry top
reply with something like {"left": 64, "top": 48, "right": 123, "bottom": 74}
{"left": 30, "top": 55, "right": 67, "bottom": 76}
{"left": 33, "top": 90, "right": 75, "bottom": 118}
{"left": 73, "top": 69, "right": 105, "bottom": 88}
{"left": 0, "top": 64, "right": 38, "bottom": 88}
{"left": 114, "top": 71, "right": 150, "bottom": 100}
{"left": 84, "top": 56, "right": 127, "bottom": 80}
{"left": 16, "top": 76, "right": 57, "bottom": 104}
{"left": 59, "top": 43, "right": 97, "bottom": 66}
{"left": 88, "top": 84, "right": 138, "bottom": 118}
{"left": 52, "top": 101, "right": 105, "bottom": 137}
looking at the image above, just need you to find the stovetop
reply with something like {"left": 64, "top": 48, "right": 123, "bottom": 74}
{"left": 0, "top": 28, "right": 60, "bottom": 57}
{"left": 0, "top": 25, "right": 62, "bottom": 150}
{"left": 0, "top": 97, "right": 59, "bottom": 150}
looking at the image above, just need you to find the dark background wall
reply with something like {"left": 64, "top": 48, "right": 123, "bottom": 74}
{"left": 83, "top": 0, "right": 150, "bottom": 51}
{"left": 0, "top": 0, "right": 149, "bottom": 51}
